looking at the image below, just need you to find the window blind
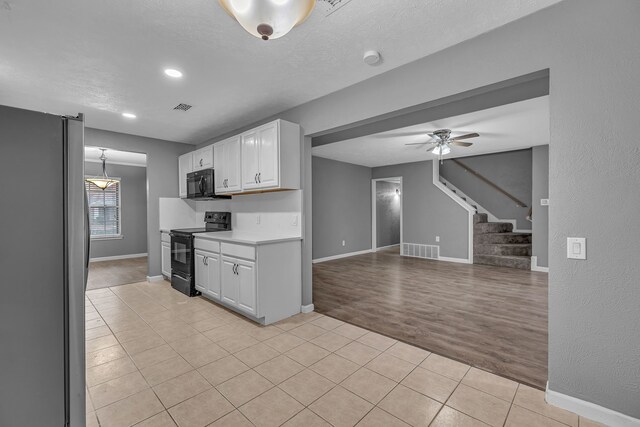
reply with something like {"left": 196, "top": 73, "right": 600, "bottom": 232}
{"left": 85, "top": 179, "right": 121, "bottom": 238}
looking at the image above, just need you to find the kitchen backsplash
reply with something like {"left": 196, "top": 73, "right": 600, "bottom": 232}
{"left": 160, "top": 190, "right": 302, "bottom": 236}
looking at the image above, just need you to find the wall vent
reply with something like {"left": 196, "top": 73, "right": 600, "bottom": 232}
{"left": 402, "top": 243, "right": 439, "bottom": 260}
{"left": 173, "top": 103, "right": 192, "bottom": 111}
{"left": 318, "top": 0, "right": 353, "bottom": 16}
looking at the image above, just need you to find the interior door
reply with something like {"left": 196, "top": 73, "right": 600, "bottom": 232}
{"left": 241, "top": 130, "right": 260, "bottom": 190}
{"left": 237, "top": 259, "right": 256, "bottom": 316}
{"left": 221, "top": 256, "right": 238, "bottom": 306}
{"left": 206, "top": 252, "right": 221, "bottom": 300}
{"left": 213, "top": 143, "right": 226, "bottom": 193}
{"left": 194, "top": 251, "right": 208, "bottom": 293}
{"left": 226, "top": 136, "right": 242, "bottom": 192}
{"left": 256, "top": 122, "right": 279, "bottom": 189}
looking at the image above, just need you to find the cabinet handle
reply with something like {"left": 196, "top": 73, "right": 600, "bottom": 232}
{"left": 254, "top": 173, "right": 258, "bottom": 184}
{"left": 258, "top": 172, "right": 261, "bottom": 183}
{"left": 200, "top": 159, "right": 203, "bottom": 166}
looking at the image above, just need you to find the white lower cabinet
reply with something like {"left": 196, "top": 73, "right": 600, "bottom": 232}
{"left": 194, "top": 237, "right": 301, "bottom": 325}
{"left": 161, "top": 234, "right": 171, "bottom": 278}
{"left": 195, "top": 250, "right": 221, "bottom": 299}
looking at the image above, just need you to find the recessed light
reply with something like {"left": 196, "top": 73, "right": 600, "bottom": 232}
{"left": 122, "top": 112, "right": 137, "bottom": 119}
{"left": 164, "top": 69, "right": 183, "bottom": 78}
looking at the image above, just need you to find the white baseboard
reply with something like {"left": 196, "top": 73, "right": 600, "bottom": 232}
{"left": 312, "top": 249, "right": 372, "bottom": 264}
{"left": 531, "top": 256, "right": 549, "bottom": 272}
{"left": 90, "top": 253, "right": 147, "bottom": 262}
{"left": 146, "top": 275, "right": 164, "bottom": 282}
{"left": 546, "top": 384, "right": 640, "bottom": 427}
{"left": 301, "top": 304, "right": 315, "bottom": 314}
{"left": 438, "top": 256, "right": 472, "bottom": 264}
{"left": 375, "top": 244, "right": 400, "bottom": 251}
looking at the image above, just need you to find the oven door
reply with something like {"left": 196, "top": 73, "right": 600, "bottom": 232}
{"left": 170, "top": 233, "right": 193, "bottom": 277}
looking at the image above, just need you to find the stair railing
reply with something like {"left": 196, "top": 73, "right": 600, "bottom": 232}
{"left": 449, "top": 159, "right": 528, "bottom": 208}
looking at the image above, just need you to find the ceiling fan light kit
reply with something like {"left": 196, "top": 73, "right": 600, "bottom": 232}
{"left": 219, "top": 0, "right": 316, "bottom": 41}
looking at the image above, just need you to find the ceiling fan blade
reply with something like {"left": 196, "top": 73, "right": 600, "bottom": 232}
{"left": 451, "top": 132, "right": 479, "bottom": 141}
{"left": 450, "top": 141, "right": 473, "bottom": 147}
{"left": 404, "top": 142, "right": 432, "bottom": 146}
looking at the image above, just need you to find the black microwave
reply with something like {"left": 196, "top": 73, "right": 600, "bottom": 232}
{"left": 187, "top": 169, "right": 229, "bottom": 199}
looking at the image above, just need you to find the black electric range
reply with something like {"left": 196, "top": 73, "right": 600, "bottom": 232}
{"left": 170, "top": 211, "right": 231, "bottom": 297}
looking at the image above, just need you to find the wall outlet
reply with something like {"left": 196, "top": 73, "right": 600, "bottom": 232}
{"left": 342, "top": 240, "right": 346, "bottom": 247}
{"left": 541, "top": 198, "right": 549, "bottom": 206}
{"left": 256, "top": 215, "right": 261, "bottom": 225}
{"left": 292, "top": 215, "right": 298, "bottom": 226}
{"left": 435, "top": 236, "right": 440, "bottom": 242}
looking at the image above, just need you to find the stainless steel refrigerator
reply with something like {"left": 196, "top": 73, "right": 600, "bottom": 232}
{"left": 0, "top": 104, "right": 87, "bottom": 426}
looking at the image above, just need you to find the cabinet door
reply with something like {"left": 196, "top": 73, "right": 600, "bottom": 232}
{"left": 194, "top": 251, "right": 208, "bottom": 293}
{"left": 193, "top": 146, "right": 213, "bottom": 171}
{"left": 213, "top": 142, "right": 226, "bottom": 193}
{"left": 178, "top": 153, "right": 193, "bottom": 198}
{"left": 225, "top": 136, "right": 242, "bottom": 192}
{"left": 206, "top": 252, "right": 221, "bottom": 300}
{"left": 236, "top": 259, "right": 256, "bottom": 316}
{"left": 256, "top": 122, "right": 279, "bottom": 189}
{"left": 241, "top": 130, "right": 260, "bottom": 190}
{"left": 161, "top": 242, "right": 171, "bottom": 278}
{"left": 221, "top": 257, "right": 238, "bottom": 306}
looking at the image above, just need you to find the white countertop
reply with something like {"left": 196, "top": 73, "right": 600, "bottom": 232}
{"left": 194, "top": 230, "right": 302, "bottom": 245}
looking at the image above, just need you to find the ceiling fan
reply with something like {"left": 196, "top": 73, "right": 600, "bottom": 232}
{"left": 405, "top": 129, "right": 479, "bottom": 163}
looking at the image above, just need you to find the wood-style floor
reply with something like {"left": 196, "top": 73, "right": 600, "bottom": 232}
{"left": 87, "top": 257, "right": 148, "bottom": 290}
{"left": 313, "top": 247, "right": 548, "bottom": 389}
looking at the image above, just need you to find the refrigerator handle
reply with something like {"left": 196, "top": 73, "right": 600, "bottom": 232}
{"left": 84, "top": 185, "right": 90, "bottom": 289}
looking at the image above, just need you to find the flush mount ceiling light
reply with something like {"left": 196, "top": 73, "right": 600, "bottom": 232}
{"left": 86, "top": 149, "right": 118, "bottom": 190}
{"left": 219, "top": 0, "right": 316, "bottom": 41}
{"left": 164, "top": 68, "right": 183, "bottom": 78}
{"left": 122, "top": 112, "right": 137, "bottom": 119}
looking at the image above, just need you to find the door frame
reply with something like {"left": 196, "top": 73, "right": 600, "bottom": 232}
{"left": 371, "top": 177, "right": 403, "bottom": 252}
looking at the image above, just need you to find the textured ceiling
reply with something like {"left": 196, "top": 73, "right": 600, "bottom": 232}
{"left": 0, "top": 0, "right": 560, "bottom": 144}
{"left": 312, "top": 96, "right": 549, "bottom": 167}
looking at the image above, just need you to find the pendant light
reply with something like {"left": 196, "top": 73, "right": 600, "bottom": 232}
{"left": 219, "top": 0, "right": 316, "bottom": 41}
{"left": 86, "top": 149, "right": 118, "bottom": 190}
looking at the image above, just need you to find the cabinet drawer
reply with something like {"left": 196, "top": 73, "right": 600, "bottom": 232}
{"left": 221, "top": 242, "right": 255, "bottom": 260}
{"left": 161, "top": 232, "right": 171, "bottom": 243}
{"left": 194, "top": 238, "right": 220, "bottom": 253}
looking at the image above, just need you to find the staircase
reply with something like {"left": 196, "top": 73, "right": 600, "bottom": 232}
{"left": 473, "top": 213, "right": 532, "bottom": 270}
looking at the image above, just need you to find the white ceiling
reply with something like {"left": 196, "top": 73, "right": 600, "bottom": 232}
{"left": 85, "top": 146, "right": 147, "bottom": 167}
{"left": 312, "top": 96, "right": 549, "bottom": 167}
{"left": 0, "top": 0, "right": 560, "bottom": 144}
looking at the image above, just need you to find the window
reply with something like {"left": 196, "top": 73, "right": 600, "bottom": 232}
{"left": 85, "top": 178, "right": 122, "bottom": 239}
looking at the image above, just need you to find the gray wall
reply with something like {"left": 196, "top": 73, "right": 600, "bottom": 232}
{"left": 85, "top": 128, "right": 194, "bottom": 276}
{"left": 312, "top": 156, "right": 372, "bottom": 260}
{"left": 440, "top": 149, "right": 532, "bottom": 230}
{"left": 376, "top": 181, "right": 401, "bottom": 248}
{"left": 85, "top": 162, "right": 147, "bottom": 259}
{"left": 532, "top": 146, "right": 549, "bottom": 268}
{"left": 198, "top": 1, "right": 640, "bottom": 417}
{"left": 373, "top": 161, "right": 469, "bottom": 259}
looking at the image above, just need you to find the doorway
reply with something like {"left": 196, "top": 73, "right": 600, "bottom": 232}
{"left": 371, "top": 177, "right": 403, "bottom": 253}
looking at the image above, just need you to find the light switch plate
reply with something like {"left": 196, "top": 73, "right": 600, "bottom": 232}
{"left": 435, "top": 236, "right": 440, "bottom": 242}
{"left": 567, "top": 237, "right": 586, "bottom": 260}
{"left": 541, "top": 199, "right": 549, "bottom": 206}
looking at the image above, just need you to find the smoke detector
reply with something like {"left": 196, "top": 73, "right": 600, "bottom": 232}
{"left": 363, "top": 50, "right": 381, "bottom": 66}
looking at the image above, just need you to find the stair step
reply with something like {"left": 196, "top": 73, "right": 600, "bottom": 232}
{"left": 474, "top": 243, "right": 532, "bottom": 257}
{"left": 475, "top": 232, "right": 532, "bottom": 244}
{"left": 474, "top": 254, "right": 531, "bottom": 270}
{"left": 473, "top": 213, "right": 488, "bottom": 224}
{"left": 474, "top": 222, "right": 513, "bottom": 234}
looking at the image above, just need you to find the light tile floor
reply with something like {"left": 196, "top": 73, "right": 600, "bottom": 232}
{"left": 85, "top": 281, "right": 605, "bottom": 427}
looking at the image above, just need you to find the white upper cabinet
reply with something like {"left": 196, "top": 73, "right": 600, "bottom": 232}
{"left": 182, "top": 119, "right": 300, "bottom": 197}
{"left": 178, "top": 153, "right": 193, "bottom": 198}
{"left": 214, "top": 136, "right": 242, "bottom": 194}
{"left": 241, "top": 119, "right": 300, "bottom": 192}
{"left": 193, "top": 146, "right": 213, "bottom": 171}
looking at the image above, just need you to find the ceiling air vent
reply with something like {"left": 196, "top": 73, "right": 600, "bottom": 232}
{"left": 318, "top": 0, "right": 353, "bottom": 16}
{"left": 173, "top": 103, "right": 192, "bottom": 111}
